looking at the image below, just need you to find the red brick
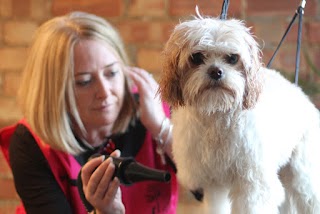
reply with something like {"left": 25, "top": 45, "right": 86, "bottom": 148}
{"left": 0, "top": 0, "right": 12, "bottom": 18}
{"left": 119, "top": 21, "right": 178, "bottom": 44}
{"left": 252, "top": 20, "right": 287, "bottom": 45}
{"left": 0, "top": 152, "right": 11, "bottom": 176}
{"left": 262, "top": 49, "right": 282, "bottom": 69}
{"left": 30, "top": 0, "right": 52, "bottom": 20}
{"left": 52, "top": 0, "right": 124, "bottom": 17}
{"left": 12, "top": 0, "right": 30, "bottom": 17}
{"left": 311, "top": 50, "right": 320, "bottom": 71}
{"left": 302, "top": 0, "right": 318, "bottom": 17}
{"left": 253, "top": 20, "right": 309, "bottom": 48}
{"left": 0, "top": 201, "right": 21, "bottom": 214}
{"left": 148, "top": 22, "right": 165, "bottom": 43}
{"left": 157, "top": 21, "right": 179, "bottom": 43}
{"left": 0, "top": 118, "right": 19, "bottom": 129}
{"left": 0, "top": 178, "right": 18, "bottom": 199}
{"left": 283, "top": 23, "right": 309, "bottom": 44}
{"left": 278, "top": 47, "right": 307, "bottom": 75}
{"left": 307, "top": 22, "right": 320, "bottom": 44}
{"left": 298, "top": 69, "right": 320, "bottom": 103}
{"left": 226, "top": 0, "right": 242, "bottom": 18}
{"left": 4, "top": 20, "right": 38, "bottom": 45}
{"left": 136, "top": 48, "right": 163, "bottom": 75}
{"left": 247, "top": 0, "right": 317, "bottom": 16}
{"left": 313, "top": 99, "right": 320, "bottom": 109}
{"left": 128, "top": 0, "right": 165, "bottom": 17}
{"left": 169, "top": 0, "right": 242, "bottom": 18}
{"left": 0, "top": 47, "right": 28, "bottom": 71}
{"left": 116, "top": 21, "right": 151, "bottom": 44}
{"left": 160, "top": 21, "right": 178, "bottom": 42}
{"left": 0, "top": 97, "right": 22, "bottom": 128}
{"left": 0, "top": 21, "right": 3, "bottom": 45}
{"left": 118, "top": 18, "right": 207, "bottom": 45}
{"left": 118, "top": 21, "right": 160, "bottom": 43}
{"left": 3, "top": 71, "right": 22, "bottom": 96}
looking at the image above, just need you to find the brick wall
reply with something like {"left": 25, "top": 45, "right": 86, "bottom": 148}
{"left": 0, "top": 0, "right": 320, "bottom": 213}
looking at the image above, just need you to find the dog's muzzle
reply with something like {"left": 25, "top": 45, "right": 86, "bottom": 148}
{"left": 208, "top": 65, "right": 224, "bottom": 80}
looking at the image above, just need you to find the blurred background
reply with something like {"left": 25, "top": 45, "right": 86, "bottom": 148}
{"left": 0, "top": 0, "right": 319, "bottom": 213}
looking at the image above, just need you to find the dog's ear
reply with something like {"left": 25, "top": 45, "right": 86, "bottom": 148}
{"left": 243, "top": 68, "right": 262, "bottom": 110}
{"left": 242, "top": 27, "right": 262, "bottom": 110}
{"left": 159, "top": 42, "right": 184, "bottom": 107}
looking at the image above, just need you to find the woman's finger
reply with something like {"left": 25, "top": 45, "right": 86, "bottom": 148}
{"left": 102, "top": 176, "right": 121, "bottom": 204}
{"left": 110, "top": 149, "right": 121, "bottom": 158}
{"left": 94, "top": 157, "right": 116, "bottom": 199}
{"left": 85, "top": 157, "right": 111, "bottom": 196}
{"left": 81, "top": 155, "right": 105, "bottom": 188}
{"left": 129, "top": 67, "right": 153, "bottom": 83}
{"left": 128, "top": 67, "right": 157, "bottom": 91}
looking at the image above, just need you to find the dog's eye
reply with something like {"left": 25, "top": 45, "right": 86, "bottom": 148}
{"left": 225, "top": 54, "right": 239, "bottom": 65}
{"left": 190, "top": 52, "right": 205, "bottom": 65}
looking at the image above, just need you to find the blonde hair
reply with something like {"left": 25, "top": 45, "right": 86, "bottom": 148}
{"left": 19, "top": 11, "right": 136, "bottom": 155}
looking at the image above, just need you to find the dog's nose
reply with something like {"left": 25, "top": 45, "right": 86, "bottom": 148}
{"left": 207, "top": 65, "right": 224, "bottom": 80}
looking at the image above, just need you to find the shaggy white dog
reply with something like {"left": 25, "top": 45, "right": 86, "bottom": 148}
{"left": 159, "top": 12, "right": 320, "bottom": 214}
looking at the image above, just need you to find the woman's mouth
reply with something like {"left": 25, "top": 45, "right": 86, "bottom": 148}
{"left": 92, "top": 104, "right": 112, "bottom": 111}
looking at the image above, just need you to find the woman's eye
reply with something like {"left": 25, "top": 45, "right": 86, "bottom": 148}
{"left": 75, "top": 75, "right": 92, "bottom": 86}
{"left": 75, "top": 79, "right": 91, "bottom": 86}
{"left": 105, "top": 69, "right": 119, "bottom": 78}
{"left": 225, "top": 54, "right": 239, "bottom": 65}
{"left": 190, "top": 52, "right": 205, "bottom": 65}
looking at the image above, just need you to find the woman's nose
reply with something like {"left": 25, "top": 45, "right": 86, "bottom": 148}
{"left": 95, "top": 79, "right": 110, "bottom": 99}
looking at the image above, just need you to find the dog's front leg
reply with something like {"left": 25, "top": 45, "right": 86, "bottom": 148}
{"left": 230, "top": 172, "right": 285, "bottom": 214}
{"left": 203, "top": 185, "right": 230, "bottom": 214}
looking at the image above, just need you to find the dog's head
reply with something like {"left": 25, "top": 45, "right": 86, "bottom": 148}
{"left": 159, "top": 15, "right": 263, "bottom": 114}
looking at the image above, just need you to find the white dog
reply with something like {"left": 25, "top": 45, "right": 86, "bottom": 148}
{"left": 159, "top": 12, "right": 320, "bottom": 214}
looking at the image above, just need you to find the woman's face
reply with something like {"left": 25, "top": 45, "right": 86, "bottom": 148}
{"left": 73, "top": 39, "right": 125, "bottom": 132}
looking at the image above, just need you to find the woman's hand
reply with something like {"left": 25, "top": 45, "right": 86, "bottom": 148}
{"left": 128, "top": 67, "right": 166, "bottom": 137}
{"left": 81, "top": 150, "right": 125, "bottom": 214}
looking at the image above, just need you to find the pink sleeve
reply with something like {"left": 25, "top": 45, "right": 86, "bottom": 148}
{"left": 162, "top": 102, "right": 171, "bottom": 117}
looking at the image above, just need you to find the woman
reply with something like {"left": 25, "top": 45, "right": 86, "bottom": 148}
{"left": 0, "top": 11, "right": 177, "bottom": 214}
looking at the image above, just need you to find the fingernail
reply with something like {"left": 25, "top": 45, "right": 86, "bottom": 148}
{"left": 113, "top": 177, "right": 120, "bottom": 184}
{"left": 115, "top": 149, "right": 121, "bottom": 156}
{"left": 106, "top": 157, "right": 113, "bottom": 164}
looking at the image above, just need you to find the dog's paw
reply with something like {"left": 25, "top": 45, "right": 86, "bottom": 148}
{"left": 191, "top": 188, "right": 204, "bottom": 202}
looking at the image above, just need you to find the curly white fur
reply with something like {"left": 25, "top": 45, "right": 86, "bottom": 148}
{"left": 159, "top": 15, "right": 320, "bottom": 214}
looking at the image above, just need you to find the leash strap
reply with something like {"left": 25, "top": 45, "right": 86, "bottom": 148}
{"left": 266, "top": 11, "right": 299, "bottom": 68}
{"left": 294, "top": 2, "right": 305, "bottom": 85}
{"left": 267, "top": 0, "right": 306, "bottom": 85}
{"left": 220, "top": 0, "right": 230, "bottom": 20}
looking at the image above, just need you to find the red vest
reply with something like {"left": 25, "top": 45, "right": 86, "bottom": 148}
{"left": 0, "top": 119, "right": 87, "bottom": 214}
{"left": 120, "top": 132, "right": 178, "bottom": 214}
{"left": 0, "top": 118, "right": 178, "bottom": 214}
